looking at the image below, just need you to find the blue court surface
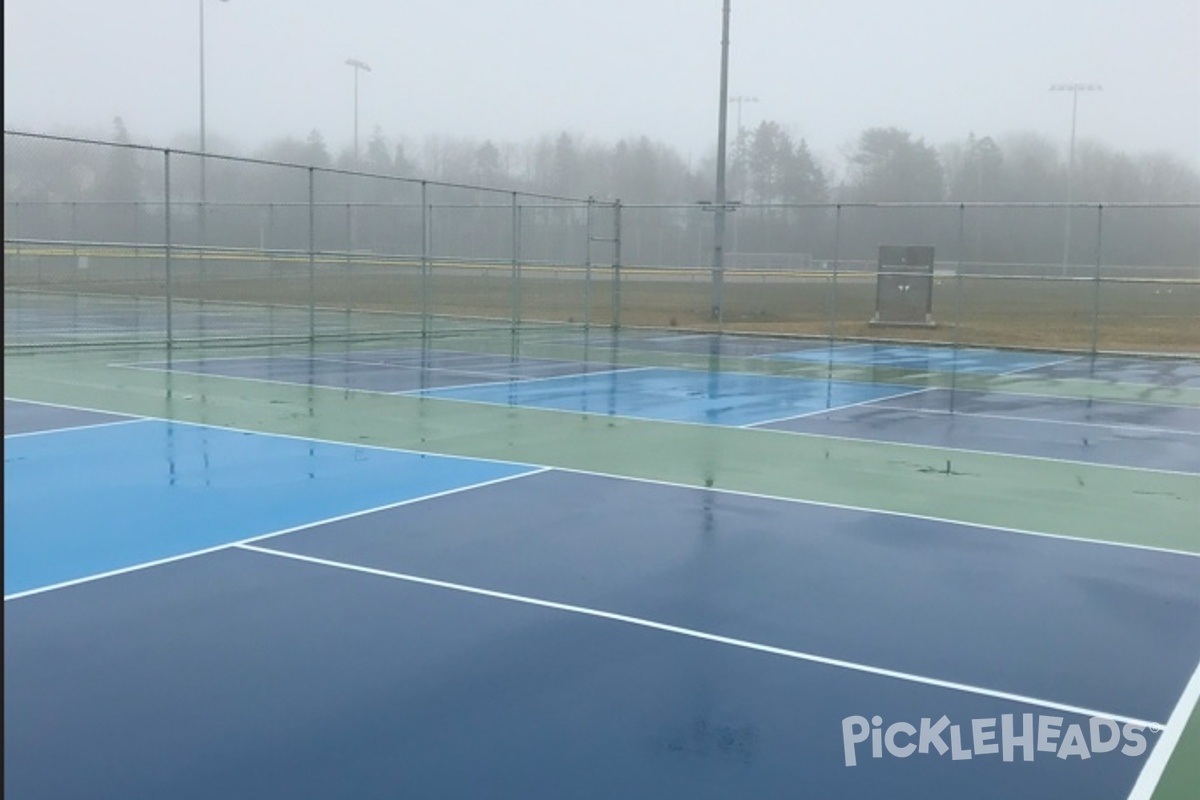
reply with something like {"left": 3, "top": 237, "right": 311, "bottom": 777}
{"left": 6, "top": 400, "right": 1200, "bottom": 799}
{"left": 4, "top": 414, "right": 535, "bottom": 594}
{"left": 415, "top": 367, "right": 919, "bottom": 426}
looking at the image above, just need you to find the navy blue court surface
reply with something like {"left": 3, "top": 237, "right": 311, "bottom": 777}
{"left": 6, "top": 395, "right": 1200, "bottom": 800}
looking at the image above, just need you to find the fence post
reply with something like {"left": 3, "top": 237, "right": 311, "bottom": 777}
{"left": 951, "top": 203, "right": 966, "bottom": 405}
{"left": 11, "top": 202, "right": 21, "bottom": 281}
{"left": 345, "top": 202, "right": 353, "bottom": 317}
{"left": 511, "top": 192, "right": 521, "bottom": 334}
{"left": 954, "top": 204, "right": 967, "bottom": 349}
{"left": 612, "top": 200, "right": 622, "bottom": 330}
{"left": 266, "top": 203, "right": 275, "bottom": 273}
{"left": 827, "top": 204, "right": 841, "bottom": 342}
{"left": 308, "top": 167, "right": 316, "bottom": 344}
{"left": 421, "top": 181, "right": 430, "bottom": 339}
{"left": 1090, "top": 204, "right": 1104, "bottom": 355}
{"left": 584, "top": 197, "right": 594, "bottom": 331}
{"left": 164, "top": 150, "right": 173, "bottom": 349}
{"left": 70, "top": 202, "right": 78, "bottom": 259}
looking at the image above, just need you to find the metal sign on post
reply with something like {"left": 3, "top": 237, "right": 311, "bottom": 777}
{"left": 870, "top": 245, "right": 936, "bottom": 327}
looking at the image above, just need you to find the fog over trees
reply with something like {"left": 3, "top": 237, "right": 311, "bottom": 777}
{"left": 7, "top": 117, "right": 1198, "bottom": 206}
{"left": 7, "top": 118, "right": 1198, "bottom": 274}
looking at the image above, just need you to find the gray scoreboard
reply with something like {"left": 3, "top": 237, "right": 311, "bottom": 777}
{"left": 870, "top": 245, "right": 936, "bottom": 327}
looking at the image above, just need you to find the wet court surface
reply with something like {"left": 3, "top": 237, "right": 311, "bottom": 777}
{"left": 124, "top": 347, "right": 1200, "bottom": 471}
{"left": 6, "top": 339, "right": 1200, "bottom": 799}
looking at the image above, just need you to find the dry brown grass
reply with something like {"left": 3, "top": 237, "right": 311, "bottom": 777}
{"left": 8, "top": 255, "right": 1199, "bottom": 354}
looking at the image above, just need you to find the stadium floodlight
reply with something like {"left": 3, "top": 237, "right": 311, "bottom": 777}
{"left": 1050, "top": 82, "right": 1102, "bottom": 273}
{"left": 345, "top": 59, "right": 372, "bottom": 166}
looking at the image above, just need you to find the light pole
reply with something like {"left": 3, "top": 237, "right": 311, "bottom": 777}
{"left": 1050, "top": 82, "right": 1101, "bottom": 273}
{"left": 710, "top": 0, "right": 732, "bottom": 322}
{"left": 345, "top": 58, "right": 372, "bottom": 166}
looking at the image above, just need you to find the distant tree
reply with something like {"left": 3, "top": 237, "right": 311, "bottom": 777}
{"left": 304, "top": 129, "right": 332, "bottom": 167}
{"left": 742, "top": 122, "right": 827, "bottom": 203}
{"left": 551, "top": 132, "right": 581, "bottom": 195}
{"left": 93, "top": 117, "right": 143, "bottom": 241}
{"left": 781, "top": 138, "right": 827, "bottom": 202}
{"left": 1137, "top": 153, "right": 1200, "bottom": 202}
{"left": 609, "top": 136, "right": 696, "bottom": 203}
{"left": 392, "top": 142, "right": 416, "bottom": 177}
{"left": 363, "top": 127, "right": 393, "bottom": 174}
{"left": 474, "top": 140, "right": 504, "bottom": 186}
{"left": 946, "top": 133, "right": 1003, "bottom": 201}
{"left": 745, "top": 121, "right": 791, "bottom": 202}
{"left": 996, "top": 132, "right": 1062, "bottom": 201}
{"left": 1074, "top": 142, "right": 1143, "bottom": 202}
{"left": 848, "top": 127, "right": 943, "bottom": 201}
{"left": 97, "top": 117, "right": 141, "bottom": 201}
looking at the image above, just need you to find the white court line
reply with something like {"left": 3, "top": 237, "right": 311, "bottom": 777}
{"left": 116, "top": 357, "right": 650, "bottom": 397}
{"left": 5, "top": 394, "right": 535, "bottom": 469}
{"left": 116, "top": 362, "right": 464, "bottom": 398}
{"left": 549, "top": 465, "right": 1200, "bottom": 560}
{"left": 745, "top": 425, "right": 1200, "bottom": 477}
{"left": 275, "top": 353, "right": 595, "bottom": 383}
{"left": 4, "top": 417, "right": 152, "bottom": 439}
{"left": 237, "top": 542, "right": 1166, "bottom": 730}
{"left": 996, "top": 354, "right": 1084, "bottom": 376}
{"left": 399, "top": 366, "right": 656, "bottom": 396}
{"left": 744, "top": 387, "right": 934, "bottom": 429}
{"left": 107, "top": 353, "right": 274, "bottom": 369}
{"left": 850, "top": 403, "right": 1200, "bottom": 438}
{"left": 763, "top": 345, "right": 1079, "bottom": 376}
{"left": 5, "top": 396, "right": 139, "bottom": 411}
{"left": 1127, "top": 658, "right": 1200, "bottom": 800}
{"left": 861, "top": 384, "right": 1200, "bottom": 413}
{"left": 3, "top": 468, "right": 548, "bottom": 602}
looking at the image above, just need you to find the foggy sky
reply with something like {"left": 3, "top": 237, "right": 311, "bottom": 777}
{"left": 5, "top": 0, "right": 1199, "bottom": 170}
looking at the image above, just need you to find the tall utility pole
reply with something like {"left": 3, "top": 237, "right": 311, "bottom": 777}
{"left": 1050, "top": 82, "right": 1101, "bottom": 273}
{"left": 711, "top": 0, "right": 732, "bottom": 322}
{"left": 345, "top": 59, "right": 372, "bottom": 166}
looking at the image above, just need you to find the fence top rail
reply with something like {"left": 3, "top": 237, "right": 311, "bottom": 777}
{"left": 621, "top": 201, "right": 1200, "bottom": 210}
{"left": 3, "top": 129, "right": 592, "bottom": 205}
{"left": 2, "top": 200, "right": 597, "bottom": 210}
{"left": 6, "top": 197, "right": 1199, "bottom": 212}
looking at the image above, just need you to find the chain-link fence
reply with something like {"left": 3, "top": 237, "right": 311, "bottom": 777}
{"left": 6, "top": 131, "right": 1198, "bottom": 354}
{"left": 609, "top": 201, "right": 1199, "bottom": 354}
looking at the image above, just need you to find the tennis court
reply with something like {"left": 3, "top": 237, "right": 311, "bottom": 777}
{"left": 6, "top": 326, "right": 1200, "bottom": 800}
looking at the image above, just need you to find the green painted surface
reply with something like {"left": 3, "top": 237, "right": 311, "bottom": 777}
{"left": 6, "top": 342, "right": 1198, "bottom": 553}
{"left": 1153, "top": 706, "right": 1200, "bottom": 800}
